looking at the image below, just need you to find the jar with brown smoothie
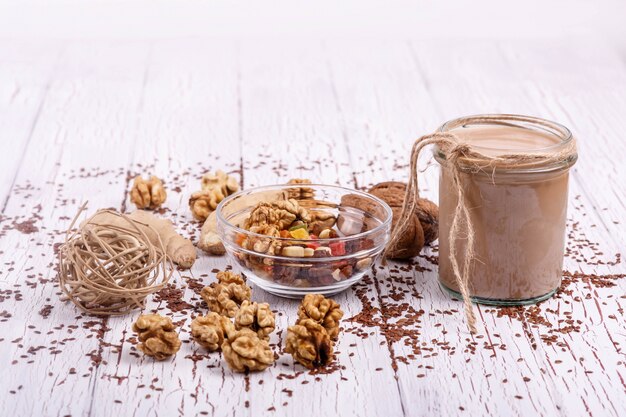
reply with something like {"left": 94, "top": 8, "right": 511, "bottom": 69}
{"left": 435, "top": 115, "right": 578, "bottom": 305}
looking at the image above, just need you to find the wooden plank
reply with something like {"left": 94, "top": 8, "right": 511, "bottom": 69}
{"left": 237, "top": 39, "right": 404, "bottom": 417}
{"left": 0, "top": 40, "right": 152, "bottom": 416}
{"left": 88, "top": 39, "right": 405, "bottom": 417}
{"left": 0, "top": 41, "right": 60, "bottom": 204}
{"left": 0, "top": 37, "right": 624, "bottom": 417}
{"left": 87, "top": 39, "right": 246, "bottom": 417}
{"left": 325, "top": 38, "right": 626, "bottom": 417}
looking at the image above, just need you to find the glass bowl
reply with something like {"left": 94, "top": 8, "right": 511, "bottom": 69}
{"left": 216, "top": 184, "right": 392, "bottom": 298}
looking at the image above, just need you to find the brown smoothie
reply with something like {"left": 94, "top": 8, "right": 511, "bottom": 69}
{"left": 438, "top": 125, "right": 570, "bottom": 302}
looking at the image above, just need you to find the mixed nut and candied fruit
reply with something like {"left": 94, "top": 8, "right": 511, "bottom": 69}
{"left": 232, "top": 196, "right": 377, "bottom": 288}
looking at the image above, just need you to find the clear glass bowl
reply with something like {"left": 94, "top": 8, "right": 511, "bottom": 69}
{"left": 216, "top": 184, "right": 392, "bottom": 298}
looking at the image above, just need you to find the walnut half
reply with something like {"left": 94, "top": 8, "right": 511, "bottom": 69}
{"left": 234, "top": 300, "right": 275, "bottom": 340}
{"left": 200, "top": 271, "right": 251, "bottom": 317}
{"left": 132, "top": 314, "right": 181, "bottom": 360}
{"left": 285, "top": 318, "right": 333, "bottom": 369}
{"left": 189, "top": 170, "right": 239, "bottom": 221}
{"left": 190, "top": 312, "right": 234, "bottom": 352}
{"left": 130, "top": 175, "right": 167, "bottom": 210}
{"left": 297, "top": 294, "right": 344, "bottom": 340}
{"left": 222, "top": 328, "right": 275, "bottom": 373}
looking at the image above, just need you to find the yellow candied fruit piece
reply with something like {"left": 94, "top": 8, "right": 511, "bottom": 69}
{"left": 289, "top": 228, "right": 310, "bottom": 240}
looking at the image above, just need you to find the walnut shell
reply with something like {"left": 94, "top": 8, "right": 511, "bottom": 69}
{"left": 416, "top": 198, "right": 439, "bottom": 245}
{"left": 132, "top": 314, "right": 181, "bottom": 360}
{"left": 337, "top": 194, "right": 385, "bottom": 235}
{"left": 190, "top": 312, "right": 233, "bottom": 351}
{"left": 368, "top": 181, "right": 407, "bottom": 207}
{"left": 222, "top": 328, "right": 274, "bottom": 373}
{"left": 285, "top": 318, "right": 333, "bottom": 369}
{"left": 297, "top": 294, "right": 343, "bottom": 340}
{"left": 386, "top": 206, "right": 424, "bottom": 259}
{"left": 234, "top": 300, "right": 276, "bottom": 340}
{"left": 369, "top": 181, "right": 439, "bottom": 247}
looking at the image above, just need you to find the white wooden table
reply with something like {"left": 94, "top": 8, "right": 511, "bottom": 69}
{"left": 1, "top": 38, "right": 625, "bottom": 417}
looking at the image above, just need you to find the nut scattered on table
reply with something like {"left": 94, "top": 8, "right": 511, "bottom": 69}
{"left": 234, "top": 300, "right": 276, "bottom": 340}
{"left": 297, "top": 294, "right": 344, "bottom": 340}
{"left": 130, "top": 175, "right": 167, "bottom": 210}
{"left": 189, "top": 170, "right": 239, "bottom": 221}
{"left": 222, "top": 328, "right": 275, "bottom": 373}
{"left": 414, "top": 198, "right": 439, "bottom": 246}
{"left": 190, "top": 312, "right": 234, "bottom": 351}
{"left": 201, "top": 271, "right": 251, "bottom": 317}
{"left": 367, "top": 181, "right": 439, "bottom": 259}
{"left": 201, "top": 169, "right": 239, "bottom": 195}
{"left": 368, "top": 181, "right": 439, "bottom": 247}
{"left": 285, "top": 318, "right": 334, "bottom": 369}
{"left": 132, "top": 314, "right": 181, "bottom": 360}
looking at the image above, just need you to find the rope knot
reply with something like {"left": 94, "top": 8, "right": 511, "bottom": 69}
{"left": 449, "top": 143, "right": 471, "bottom": 159}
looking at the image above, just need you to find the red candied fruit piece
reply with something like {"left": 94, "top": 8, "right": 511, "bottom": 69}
{"left": 329, "top": 241, "right": 346, "bottom": 256}
{"left": 306, "top": 241, "right": 321, "bottom": 250}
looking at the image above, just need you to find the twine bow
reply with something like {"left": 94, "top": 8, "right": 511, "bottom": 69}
{"left": 383, "top": 115, "right": 577, "bottom": 334}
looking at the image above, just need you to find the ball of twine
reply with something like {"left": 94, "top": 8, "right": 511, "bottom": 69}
{"left": 58, "top": 205, "right": 172, "bottom": 316}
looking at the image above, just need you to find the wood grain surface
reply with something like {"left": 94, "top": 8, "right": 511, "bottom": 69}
{"left": 0, "top": 38, "right": 624, "bottom": 417}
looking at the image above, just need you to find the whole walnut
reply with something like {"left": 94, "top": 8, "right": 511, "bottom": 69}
{"left": 201, "top": 271, "right": 251, "bottom": 317}
{"left": 222, "top": 328, "right": 275, "bottom": 373}
{"left": 132, "top": 314, "right": 181, "bottom": 360}
{"left": 190, "top": 312, "right": 233, "bottom": 351}
{"left": 368, "top": 181, "right": 407, "bottom": 207}
{"left": 368, "top": 181, "right": 439, "bottom": 250}
{"left": 337, "top": 194, "right": 386, "bottom": 235}
{"left": 297, "top": 294, "right": 343, "bottom": 340}
{"left": 234, "top": 300, "right": 276, "bottom": 340}
{"left": 387, "top": 206, "right": 424, "bottom": 259}
{"left": 285, "top": 318, "right": 333, "bottom": 369}
{"left": 414, "top": 198, "right": 439, "bottom": 246}
{"left": 130, "top": 175, "right": 167, "bottom": 210}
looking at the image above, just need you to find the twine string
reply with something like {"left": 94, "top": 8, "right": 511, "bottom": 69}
{"left": 58, "top": 203, "right": 173, "bottom": 316}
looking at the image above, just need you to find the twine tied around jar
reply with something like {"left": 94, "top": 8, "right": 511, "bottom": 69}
{"left": 383, "top": 114, "right": 577, "bottom": 333}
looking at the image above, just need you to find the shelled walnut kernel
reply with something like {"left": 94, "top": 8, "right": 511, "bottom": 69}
{"left": 243, "top": 199, "right": 311, "bottom": 231}
{"left": 190, "top": 312, "right": 233, "bottom": 352}
{"left": 132, "top": 314, "right": 181, "bottom": 360}
{"left": 285, "top": 318, "right": 333, "bottom": 369}
{"left": 130, "top": 175, "right": 167, "bottom": 210}
{"left": 297, "top": 294, "right": 344, "bottom": 340}
{"left": 234, "top": 300, "right": 275, "bottom": 340}
{"left": 201, "top": 271, "right": 251, "bottom": 317}
{"left": 286, "top": 178, "right": 315, "bottom": 200}
{"left": 222, "top": 328, "right": 275, "bottom": 373}
{"left": 189, "top": 170, "right": 239, "bottom": 221}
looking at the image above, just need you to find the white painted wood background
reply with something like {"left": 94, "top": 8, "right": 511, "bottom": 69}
{"left": 1, "top": 32, "right": 626, "bottom": 417}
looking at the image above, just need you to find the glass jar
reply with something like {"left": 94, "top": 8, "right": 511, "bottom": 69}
{"left": 434, "top": 114, "right": 578, "bottom": 305}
